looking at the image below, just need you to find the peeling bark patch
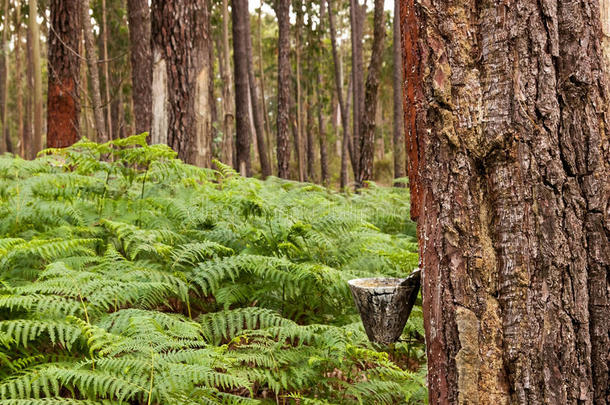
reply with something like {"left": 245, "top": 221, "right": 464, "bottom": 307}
{"left": 151, "top": 52, "right": 168, "bottom": 146}
{"left": 455, "top": 306, "right": 480, "bottom": 405}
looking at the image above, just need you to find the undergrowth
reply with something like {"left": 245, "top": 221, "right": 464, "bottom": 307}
{"left": 0, "top": 135, "right": 426, "bottom": 404}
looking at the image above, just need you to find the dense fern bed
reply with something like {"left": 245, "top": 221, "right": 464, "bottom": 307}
{"left": 0, "top": 136, "right": 426, "bottom": 404}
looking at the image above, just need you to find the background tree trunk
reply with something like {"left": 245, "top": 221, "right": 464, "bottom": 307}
{"left": 275, "top": 0, "right": 291, "bottom": 179}
{"left": 400, "top": 0, "right": 610, "bottom": 403}
{"left": 81, "top": 0, "right": 108, "bottom": 143}
{"left": 28, "top": 0, "right": 43, "bottom": 156}
{"left": 328, "top": 0, "right": 351, "bottom": 188}
{"left": 127, "top": 0, "right": 152, "bottom": 135}
{"left": 231, "top": 0, "right": 252, "bottom": 176}
{"left": 151, "top": 0, "right": 212, "bottom": 166}
{"left": 0, "top": 0, "right": 10, "bottom": 153}
{"left": 294, "top": 3, "right": 305, "bottom": 182}
{"left": 349, "top": 0, "right": 364, "bottom": 181}
{"left": 47, "top": 0, "right": 81, "bottom": 148}
{"left": 219, "top": 0, "right": 235, "bottom": 166}
{"left": 14, "top": 0, "right": 24, "bottom": 156}
{"left": 356, "top": 0, "right": 385, "bottom": 186}
{"left": 392, "top": 0, "right": 405, "bottom": 184}
{"left": 101, "top": 0, "right": 112, "bottom": 140}
{"left": 243, "top": 0, "right": 271, "bottom": 178}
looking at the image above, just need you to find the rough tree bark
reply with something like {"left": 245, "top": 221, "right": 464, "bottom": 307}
{"left": 356, "top": 0, "right": 385, "bottom": 185}
{"left": 151, "top": 0, "right": 212, "bottom": 166}
{"left": 81, "top": 0, "right": 107, "bottom": 143}
{"left": 28, "top": 0, "right": 43, "bottom": 157}
{"left": 242, "top": 0, "right": 271, "bottom": 177}
{"left": 400, "top": 0, "right": 610, "bottom": 403}
{"left": 127, "top": 0, "right": 152, "bottom": 135}
{"left": 47, "top": 0, "right": 81, "bottom": 148}
{"left": 392, "top": 0, "right": 405, "bottom": 184}
{"left": 231, "top": 0, "right": 252, "bottom": 176}
{"left": 275, "top": 0, "right": 291, "bottom": 179}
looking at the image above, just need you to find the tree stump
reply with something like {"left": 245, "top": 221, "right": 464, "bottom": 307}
{"left": 348, "top": 269, "right": 421, "bottom": 344}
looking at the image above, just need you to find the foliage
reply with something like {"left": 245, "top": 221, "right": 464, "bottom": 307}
{"left": 0, "top": 136, "right": 425, "bottom": 404}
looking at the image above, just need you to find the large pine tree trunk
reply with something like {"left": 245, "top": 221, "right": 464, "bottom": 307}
{"left": 127, "top": 0, "right": 152, "bottom": 135}
{"left": 356, "top": 0, "right": 385, "bottom": 185}
{"left": 275, "top": 0, "right": 291, "bottom": 179}
{"left": 151, "top": 0, "right": 212, "bottom": 166}
{"left": 47, "top": 0, "right": 81, "bottom": 148}
{"left": 231, "top": 0, "right": 252, "bottom": 176}
{"left": 400, "top": 0, "right": 610, "bottom": 403}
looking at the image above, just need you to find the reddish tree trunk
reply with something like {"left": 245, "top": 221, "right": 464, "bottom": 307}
{"left": 400, "top": 0, "right": 610, "bottom": 403}
{"left": 47, "top": 0, "right": 81, "bottom": 148}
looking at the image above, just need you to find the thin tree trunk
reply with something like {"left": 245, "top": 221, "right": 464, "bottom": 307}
{"left": 275, "top": 0, "right": 291, "bottom": 179}
{"left": 14, "top": 0, "right": 24, "bottom": 156}
{"left": 400, "top": 0, "right": 610, "bottom": 403}
{"left": 231, "top": 0, "right": 252, "bottom": 176}
{"left": 151, "top": 0, "right": 212, "bottom": 166}
{"left": 81, "top": 0, "right": 108, "bottom": 143}
{"left": 257, "top": 2, "right": 273, "bottom": 166}
{"left": 101, "top": 0, "right": 112, "bottom": 140}
{"left": 220, "top": 0, "right": 235, "bottom": 166}
{"left": 294, "top": 4, "right": 305, "bottom": 182}
{"left": 24, "top": 25, "right": 33, "bottom": 158}
{"left": 47, "top": 0, "right": 81, "bottom": 148}
{"left": 328, "top": 0, "right": 351, "bottom": 188}
{"left": 316, "top": 0, "right": 329, "bottom": 188}
{"left": 0, "top": 0, "right": 10, "bottom": 153}
{"left": 243, "top": 0, "right": 271, "bottom": 178}
{"left": 306, "top": 23, "right": 316, "bottom": 183}
{"left": 356, "top": 0, "right": 385, "bottom": 186}
{"left": 126, "top": 0, "right": 152, "bottom": 135}
{"left": 28, "top": 0, "right": 43, "bottom": 157}
{"left": 349, "top": 0, "right": 364, "bottom": 181}
{"left": 392, "top": 0, "right": 405, "bottom": 185}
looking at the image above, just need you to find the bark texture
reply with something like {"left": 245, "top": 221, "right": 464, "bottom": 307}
{"left": 231, "top": 0, "right": 252, "bottom": 176}
{"left": 47, "top": 0, "right": 81, "bottom": 148}
{"left": 400, "top": 0, "right": 610, "bottom": 403}
{"left": 275, "top": 0, "right": 291, "bottom": 179}
{"left": 127, "top": 0, "right": 152, "bottom": 135}
{"left": 220, "top": 0, "right": 235, "bottom": 166}
{"left": 356, "top": 0, "right": 386, "bottom": 186}
{"left": 349, "top": 0, "right": 365, "bottom": 180}
{"left": 151, "top": 0, "right": 212, "bottom": 166}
